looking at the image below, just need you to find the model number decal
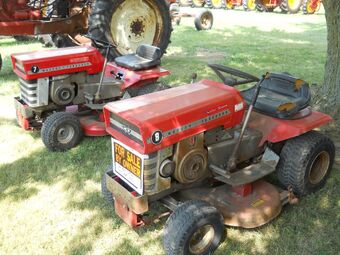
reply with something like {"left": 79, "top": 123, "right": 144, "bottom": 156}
{"left": 147, "top": 109, "right": 230, "bottom": 144}
{"left": 28, "top": 62, "right": 92, "bottom": 75}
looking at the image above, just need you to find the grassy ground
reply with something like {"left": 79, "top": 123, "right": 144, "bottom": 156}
{"left": 0, "top": 8, "right": 339, "bottom": 255}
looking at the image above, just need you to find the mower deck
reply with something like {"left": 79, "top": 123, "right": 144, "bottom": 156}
{"left": 175, "top": 180, "right": 286, "bottom": 228}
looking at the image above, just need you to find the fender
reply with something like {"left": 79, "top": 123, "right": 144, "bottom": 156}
{"left": 249, "top": 110, "right": 332, "bottom": 145}
{"left": 105, "top": 62, "right": 170, "bottom": 91}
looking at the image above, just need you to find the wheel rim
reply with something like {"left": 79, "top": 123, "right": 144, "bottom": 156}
{"left": 200, "top": 13, "right": 212, "bottom": 29}
{"left": 248, "top": 0, "right": 256, "bottom": 10}
{"left": 193, "top": 0, "right": 204, "bottom": 6}
{"left": 110, "top": 0, "right": 163, "bottom": 55}
{"left": 212, "top": 0, "right": 223, "bottom": 8}
{"left": 57, "top": 124, "right": 75, "bottom": 144}
{"left": 306, "top": 0, "right": 319, "bottom": 13}
{"left": 226, "top": 0, "right": 233, "bottom": 9}
{"left": 189, "top": 224, "right": 215, "bottom": 254}
{"left": 308, "top": 151, "right": 330, "bottom": 185}
{"left": 288, "top": 0, "right": 300, "bottom": 9}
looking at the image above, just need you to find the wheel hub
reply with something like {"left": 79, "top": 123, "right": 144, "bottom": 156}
{"left": 308, "top": 151, "right": 330, "bottom": 185}
{"left": 57, "top": 125, "right": 75, "bottom": 144}
{"left": 189, "top": 224, "right": 215, "bottom": 254}
{"left": 110, "top": 0, "right": 162, "bottom": 54}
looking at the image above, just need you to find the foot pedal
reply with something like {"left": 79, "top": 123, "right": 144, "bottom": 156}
{"left": 214, "top": 161, "right": 276, "bottom": 186}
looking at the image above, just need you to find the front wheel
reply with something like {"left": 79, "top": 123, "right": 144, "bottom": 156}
{"left": 302, "top": 0, "right": 321, "bottom": 14}
{"left": 41, "top": 112, "right": 83, "bottom": 151}
{"left": 163, "top": 200, "right": 225, "bottom": 255}
{"left": 242, "top": 0, "right": 256, "bottom": 11}
{"left": 194, "top": 10, "right": 214, "bottom": 31}
{"left": 284, "top": 0, "right": 303, "bottom": 14}
{"left": 276, "top": 131, "right": 335, "bottom": 196}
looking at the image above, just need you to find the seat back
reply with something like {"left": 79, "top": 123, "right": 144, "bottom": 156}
{"left": 136, "top": 44, "right": 161, "bottom": 61}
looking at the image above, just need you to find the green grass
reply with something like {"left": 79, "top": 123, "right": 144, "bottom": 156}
{"left": 0, "top": 9, "right": 339, "bottom": 255}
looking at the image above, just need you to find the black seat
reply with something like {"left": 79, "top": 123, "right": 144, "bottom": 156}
{"left": 114, "top": 44, "right": 161, "bottom": 71}
{"left": 241, "top": 73, "right": 311, "bottom": 119}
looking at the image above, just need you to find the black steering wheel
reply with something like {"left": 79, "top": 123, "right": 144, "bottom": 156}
{"left": 208, "top": 64, "right": 260, "bottom": 86}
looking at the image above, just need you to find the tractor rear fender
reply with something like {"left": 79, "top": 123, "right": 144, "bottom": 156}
{"left": 105, "top": 62, "right": 170, "bottom": 91}
{"left": 249, "top": 110, "right": 332, "bottom": 146}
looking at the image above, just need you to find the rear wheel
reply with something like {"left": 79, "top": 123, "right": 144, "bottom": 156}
{"left": 163, "top": 200, "right": 225, "bottom": 255}
{"left": 0, "top": 53, "right": 2, "bottom": 71}
{"left": 207, "top": 0, "right": 226, "bottom": 9}
{"left": 194, "top": 10, "right": 214, "bottom": 31}
{"left": 190, "top": 0, "right": 206, "bottom": 7}
{"left": 285, "top": 0, "right": 303, "bottom": 13}
{"left": 242, "top": 0, "right": 256, "bottom": 11}
{"left": 276, "top": 131, "right": 335, "bottom": 196}
{"left": 302, "top": 0, "right": 321, "bottom": 14}
{"left": 88, "top": 0, "right": 172, "bottom": 60}
{"left": 41, "top": 112, "right": 83, "bottom": 151}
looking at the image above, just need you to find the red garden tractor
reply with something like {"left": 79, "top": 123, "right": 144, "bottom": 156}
{"left": 101, "top": 65, "right": 335, "bottom": 254}
{"left": 302, "top": 0, "right": 322, "bottom": 14}
{"left": 206, "top": 0, "right": 243, "bottom": 10}
{"left": 12, "top": 38, "right": 170, "bottom": 151}
{"left": 247, "top": 0, "right": 302, "bottom": 13}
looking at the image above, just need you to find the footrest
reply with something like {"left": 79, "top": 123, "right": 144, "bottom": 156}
{"left": 214, "top": 161, "right": 276, "bottom": 186}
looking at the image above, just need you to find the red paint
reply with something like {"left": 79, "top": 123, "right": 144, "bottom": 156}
{"left": 79, "top": 114, "right": 108, "bottom": 137}
{"left": 104, "top": 80, "right": 246, "bottom": 155}
{"left": 249, "top": 111, "right": 332, "bottom": 145}
{"left": 114, "top": 197, "right": 143, "bottom": 228}
{"left": 232, "top": 184, "right": 253, "bottom": 197}
{"left": 11, "top": 46, "right": 105, "bottom": 80}
{"left": 106, "top": 62, "right": 170, "bottom": 90}
{"left": 15, "top": 109, "right": 30, "bottom": 130}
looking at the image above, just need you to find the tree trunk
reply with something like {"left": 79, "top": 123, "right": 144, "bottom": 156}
{"left": 321, "top": 0, "right": 340, "bottom": 116}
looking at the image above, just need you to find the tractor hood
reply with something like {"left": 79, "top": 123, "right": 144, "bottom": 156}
{"left": 104, "top": 79, "right": 245, "bottom": 155}
{"left": 11, "top": 46, "right": 104, "bottom": 80}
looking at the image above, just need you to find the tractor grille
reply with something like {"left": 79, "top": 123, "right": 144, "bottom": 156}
{"left": 109, "top": 112, "right": 143, "bottom": 146}
{"left": 19, "top": 78, "right": 49, "bottom": 107}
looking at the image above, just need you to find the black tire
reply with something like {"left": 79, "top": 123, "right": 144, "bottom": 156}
{"left": 302, "top": 0, "right": 320, "bottom": 14}
{"left": 164, "top": 200, "right": 224, "bottom": 255}
{"left": 206, "top": 0, "right": 226, "bottom": 9}
{"left": 41, "top": 112, "right": 83, "bottom": 151}
{"left": 276, "top": 131, "right": 335, "bottom": 196}
{"left": 284, "top": 0, "right": 303, "bottom": 14}
{"left": 88, "top": 0, "right": 172, "bottom": 60}
{"left": 194, "top": 10, "right": 214, "bottom": 31}
{"left": 190, "top": 0, "right": 206, "bottom": 7}
{"left": 13, "top": 36, "right": 31, "bottom": 42}
{"left": 256, "top": 3, "right": 266, "bottom": 12}
{"left": 102, "top": 164, "right": 115, "bottom": 206}
{"left": 279, "top": 1, "right": 288, "bottom": 13}
{"left": 137, "top": 83, "right": 171, "bottom": 96}
{"left": 242, "top": 0, "right": 256, "bottom": 11}
{"left": 0, "top": 53, "right": 2, "bottom": 72}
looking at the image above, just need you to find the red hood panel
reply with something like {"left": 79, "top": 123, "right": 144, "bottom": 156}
{"left": 104, "top": 79, "right": 245, "bottom": 154}
{"left": 11, "top": 46, "right": 104, "bottom": 80}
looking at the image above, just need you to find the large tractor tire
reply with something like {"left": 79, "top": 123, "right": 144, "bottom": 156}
{"left": 302, "top": 0, "right": 321, "bottom": 14}
{"left": 242, "top": 0, "right": 256, "bottom": 11}
{"left": 190, "top": 0, "right": 206, "bottom": 7}
{"left": 279, "top": 1, "right": 288, "bottom": 13}
{"left": 276, "top": 131, "right": 335, "bottom": 196}
{"left": 88, "top": 0, "right": 172, "bottom": 60}
{"left": 206, "top": 0, "right": 226, "bottom": 9}
{"left": 0, "top": 53, "right": 2, "bottom": 72}
{"left": 284, "top": 0, "right": 303, "bottom": 13}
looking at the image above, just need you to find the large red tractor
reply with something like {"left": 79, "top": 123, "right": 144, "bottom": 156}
{"left": 302, "top": 0, "right": 322, "bottom": 14}
{"left": 0, "top": 0, "right": 172, "bottom": 68}
{"left": 101, "top": 65, "right": 334, "bottom": 254}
